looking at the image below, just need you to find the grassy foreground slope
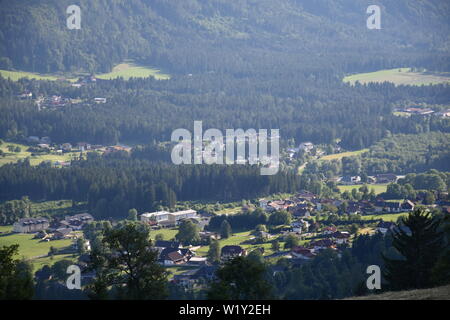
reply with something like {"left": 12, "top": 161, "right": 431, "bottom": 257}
{"left": 345, "top": 285, "right": 450, "bottom": 300}
{"left": 343, "top": 68, "right": 450, "bottom": 86}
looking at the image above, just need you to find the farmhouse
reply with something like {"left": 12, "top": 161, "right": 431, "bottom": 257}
{"left": 13, "top": 217, "right": 49, "bottom": 233}
{"left": 332, "top": 231, "right": 351, "bottom": 244}
{"left": 159, "top": 247, "right": 194, "bottom": 266}
{"left": 339, "top": 175, "right": 361, "bottom": 185}
{"left": 374, "top": 173, "right": 398, "bottom": 184}
{"left": 63, "top": 213, "right": 94, "bottom": 230}
{"left": 291, "top": 246, "right": 316, "bottom": 260}
{"left": 377, "top": 221, "right": 396, "bottom": 234}
{"left": 401, "top": 200, "right": 415, "bottom": 211}
{"left": 295, "top": 190, "right": 317, "bottom": 201}
{"left": 382, "top": 202, "right": 402, "bottom": 213}
{"left": 221, "top": 245, "right": 246, "bottom": 260}
{"left": 53, "top": 227, "right": 73, "bottom": 240}
{"left": 199, "top": 231, "right": 220, "bottom": 242}
{"left": 310, "top": 239, "right": 336, "bottom": 251}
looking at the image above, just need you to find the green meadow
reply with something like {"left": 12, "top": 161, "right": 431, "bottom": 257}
{"left": 96, "top": 63, "right": 170, "bottom": 80}
{"left": 337, "top": 184, "right": 388, "bottom": 195}
{"left": 0, "top": 231, "right": 73, "bottom": 259}
{"left": 0, "top": 70, "right": 61, "bottom": 81}
{"left": 0, "top": 142, "right": 83, "bottom": 166}
{"left": 193, "top": 230, "right": 295, "bottom": 259}
{"left": 361, "top": 212, "right": 409, "bottom": 222}
{"left": 0, "top": 62, "right": 170, "bottom": 82}
{"left": 0, "top": 227, "right": 74, "bottom": 271}
{"left": 343, "top": 68, "right": 450, "bottom": 86}
{"left": 151, "top": 228, "right": 179, "bottom": 241}
{"left": 319, "top": 149, "right": 369, "bottom": 161}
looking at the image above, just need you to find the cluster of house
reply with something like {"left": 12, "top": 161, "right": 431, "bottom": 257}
{"left": 23, "top": 136, "right": 132, "bottom": 166}
{"left": 35, "top": 95, "right": 107, "bottom": 109}
{"left": 35, "top": 95, "right": 72, "bottom": 109}
{"left": 394, "top": 107, "right": 450, "bottom": 118}
{"left": 338, "top": 173, "right": 399, "bottom": 185}
{"left": 259, "top": 190, "right": 416, "bottom": 219}
{"left": 70, "top": 75, "right": 98, "bottom": 87}
{"left": 285, "top": 224, "right": 351, "bottom": 260}
{"left": 154, "top": 240, "right": 198, "bottom": 266}
{"left": 140, "top": 209, "right": 198, "bottom": 228}
{"left": 288, "top": 219, "right": 411, "bottom": 262}
{"left": 375, "top": 221, "right": 412, "bottom": 236}
{"left": 27, "top": 138, "right": 104, "bottom": 153}
{"left": 287, "top": 142, "right": 324, "bottom": 158}
{"left": 153, "top": 237, "right": 246, "bottom": 267}
{"left": 15, "top": 78, "right": 106, "bottom": 110}
{"left": 166, "top": 243, "right": 247, "bottom": 287}
{"left": 103, "top": 145, "right": 132, "bottom": 155}
{"left": 13, "top": 213, "right": 94, "bottom": 241}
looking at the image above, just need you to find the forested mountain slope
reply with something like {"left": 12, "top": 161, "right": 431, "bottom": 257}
{"left": 1, "top": 0, "right": 449, "bottom": 74}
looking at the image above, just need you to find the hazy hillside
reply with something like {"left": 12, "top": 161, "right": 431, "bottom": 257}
{"left": 1, "top": 0, "right": 450, "bottom": 74}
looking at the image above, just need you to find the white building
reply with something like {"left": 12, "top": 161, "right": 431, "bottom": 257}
{"left": 141, "top": 211, "right": 170, "bottom": 223}
{"left": 168, "top": 210, "right": 197, "bottom": 225}
{"left": 141, "top": 209, "right": 197, "bottom": 225}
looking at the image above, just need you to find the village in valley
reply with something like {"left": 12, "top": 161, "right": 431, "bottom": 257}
{"left": 5, "top": 167, "right": 449, "bottom": 292}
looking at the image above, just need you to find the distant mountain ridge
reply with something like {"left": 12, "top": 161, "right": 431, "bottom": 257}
{"left": 1, "top": 0, "right": 449, "bottom": 74}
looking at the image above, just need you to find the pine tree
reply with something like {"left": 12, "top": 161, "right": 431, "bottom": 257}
{"left": 86, "top": 222, "right": 169, "bottom": 299}
{"left": 0, "top": 244, "right": 34, "bottom": 299}
{"left": 207, "top": 239, "right": 221, "bottom": 264}
{"left": 207, "top": 256, "right": 273, "bottom": 300}
{"left": 383, "top": 209, "right": 444, "bottom": 290}
{"left": 220, "top": 220, "right": 232, "bottom": 239}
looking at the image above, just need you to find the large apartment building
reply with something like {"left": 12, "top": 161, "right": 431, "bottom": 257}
{"left": 141, "top": 209, "right": 197, "bottom": 226}
{"left": 13, "top": 217, "right": 50, "bottom": 233}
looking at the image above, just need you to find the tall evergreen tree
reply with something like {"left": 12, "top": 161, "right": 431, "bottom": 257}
{"left": 207, "top": 239, "right": 221, "bottom": 264}
{"left": 86, "top": 222, "right": 169, "bottom": 300}
{"left": 207, "top": 256, "right": 273, "bottom": 300}
{"left": 432, "top": 214, "right": 450, "bottom": 286}
{"left": 383, "top": 209, "right": 444, "bottom": 290}
{"left": 0, "top": 244, "right": 34, "bottom": 299}
{"left": 220, "top": 220, "right": 232, "bottom": 239}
